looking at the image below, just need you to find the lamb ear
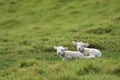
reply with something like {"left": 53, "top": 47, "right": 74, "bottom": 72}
{"left": 86, "top": 43, "right": 89, "bottom": 47}
{"left": 72, "top": 41, "right": 77, "bottom": 46}
{"left": 54, "top": 46, "right": 57, "bottom": 50}
{"left": 83, "top": 43, "right": 89, "bottom": 48}
{"left": 64, "top": 47, "right": 68, "bottom": 50}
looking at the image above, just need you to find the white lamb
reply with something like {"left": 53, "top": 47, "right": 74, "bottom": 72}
{"left": 72, "top": 41, "right": 102, "bottom": 58}
{"left": 54, "top": 46, "right": 85, "bottom": 60}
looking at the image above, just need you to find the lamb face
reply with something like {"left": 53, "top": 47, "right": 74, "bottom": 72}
{"left": 54, "top": 46, "right": 68, "bottom": 56}
{"left": 72, "top": 41, "right": 89, "bottom": 52}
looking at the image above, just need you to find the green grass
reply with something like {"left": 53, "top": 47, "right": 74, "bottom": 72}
{"left": 0, "top": 0, "right": 120, "bottom": 80}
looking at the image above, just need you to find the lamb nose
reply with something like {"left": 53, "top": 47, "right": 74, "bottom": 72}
{"left": 58, "top": 52, "right": 60, "bottom": 55}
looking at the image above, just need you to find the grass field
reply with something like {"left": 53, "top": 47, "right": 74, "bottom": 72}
{"left": 0, "top": 0, "right": 120, "bottom": 80}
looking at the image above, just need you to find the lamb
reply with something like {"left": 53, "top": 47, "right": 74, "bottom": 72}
{"left": 72, "top": 41, "right": 102, "bottom": 58}
{"left": 53, "top": 46, "right": 85, "bottom": 60}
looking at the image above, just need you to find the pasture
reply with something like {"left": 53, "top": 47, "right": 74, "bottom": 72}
{"left": 0, "top": 0, "right": 120, "bottom": 80}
